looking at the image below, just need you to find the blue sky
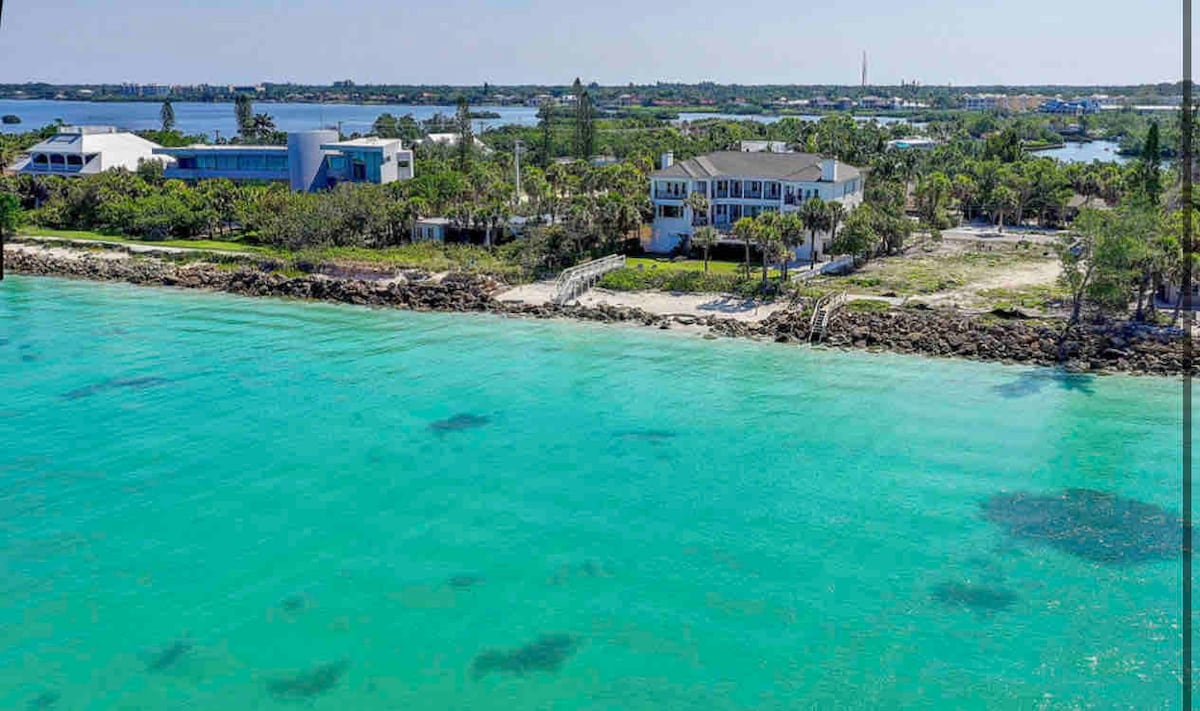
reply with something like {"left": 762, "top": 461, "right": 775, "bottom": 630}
{"left": 0, "top": 0, "right": 1185, "bottom": 86}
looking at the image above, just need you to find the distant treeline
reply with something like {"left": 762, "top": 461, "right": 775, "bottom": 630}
{"left": 0, "top": 81, "right": 1189, "bottom": 109}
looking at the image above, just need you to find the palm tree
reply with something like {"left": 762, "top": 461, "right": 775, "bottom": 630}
{"left": 160, "top": 100, "right": 175, "bottom": 132}
{"left": 993, "top": 185, "right": 1018, "bottom": 232}
{"left": 685, "top": 192, "right": 710, "bottom": 227}
{"left": 799, "top": 197, "right": 829, "bottom": 268}
{"left": 681, "top": 192, "right": 710, "bottom": 256}
{"left": 732, "top": 216, "right": 758, "bottom": 279}
{"left": 234, "top": 94, "right": 254, "bottom": 136}
{"left": 610, "top": 197, "right": 642, "bottom": 252}
{"left": 952, "top": 173, "right": 978, "bottom": 221}
{"left": 825, "top": 201, "right": 846, "bottom": 246}
{"left": 693, "top": 225, "right": 719, "bottom": 273}
{"left": 754, "top": 212, "right": 783, "bottom": 285}
{"left": 250, "top": 113, "right": 276, "bottom": 140}
{"left": 0, "top": 142, "right": 16, "bottom": 172}
{"left": 778, "top": 213, "right": 806, "bottom": 281}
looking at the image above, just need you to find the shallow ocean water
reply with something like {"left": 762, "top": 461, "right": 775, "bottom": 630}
{"left": 0, "top": 276, "right": 1188, "bottom": 709}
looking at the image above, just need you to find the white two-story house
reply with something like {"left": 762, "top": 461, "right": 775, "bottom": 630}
{"left": 647, "top": 151, "right": 864, "bottom": 260}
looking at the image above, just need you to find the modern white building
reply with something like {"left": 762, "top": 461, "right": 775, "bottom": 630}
{"left": 421, "top": 133, "right": 492, "bottom": 154}
{"left": 154, "top": 131, "right": 413, "bottom": 192}
{"left": 15, "top": 126, "right": 169, "bottom": 177}
{"left": 647, "top": 151, "right": 864, "bottom": 259}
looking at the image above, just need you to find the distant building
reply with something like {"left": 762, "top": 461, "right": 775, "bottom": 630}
{"left": 414, "top": 217, "right": 452, "bottom": 242}
{"left": 154, "top": 131, "right": 413, "bottom": 192}
{"left": 739, "top": 140, "right": 792, "bottom": 153}
{"left": 1039, "top": 97, "right": 1102, "bottom": 115}
{"left": 120, "top": 83, "right": 172, "bottom": 97}
{"left": 963, "top": 93, "right": 1044, "bottom": 112}
{"left": 15, "top": 126, "right": 168, "bottom": 176}
{"left": 886, "top": 137, "right": 938, "bottom": 150}
{"left": 552, "top": 155, "right": 621, "bottom": 167}
{"left": 421, "top": 133, "right": 492, "bottom": 153}
{"left": 647, "top": 151, "right": 864, "bottom": 258}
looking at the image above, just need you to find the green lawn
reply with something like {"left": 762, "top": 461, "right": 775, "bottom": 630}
{"left": 21, "top": 228, "right": 267, "bottom": 254}
{"left": 625, "top": 256, "right": 782, "bottom": 278}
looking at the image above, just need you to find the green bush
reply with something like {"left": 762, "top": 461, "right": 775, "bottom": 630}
{"left": 845, "top": 299, "right": 892, "bottom": 313}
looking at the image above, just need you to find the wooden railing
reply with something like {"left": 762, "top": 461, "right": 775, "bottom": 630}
{"left": 553, "top": 254, "right": 627, "bottom": 305}
{"left": 808, "top": 291, "right": 848, "bottom": 344}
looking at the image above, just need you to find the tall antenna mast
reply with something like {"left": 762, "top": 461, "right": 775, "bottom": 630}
{"left": 861, "top": 51, "right": 868, "bottom": 88}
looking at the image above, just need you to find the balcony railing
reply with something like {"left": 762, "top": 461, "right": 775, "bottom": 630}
{"left": 654, "top": 189, "right": 687, "bottom": 200}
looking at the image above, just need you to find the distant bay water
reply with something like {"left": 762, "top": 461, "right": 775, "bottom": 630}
{"left": 1031, "top": 140, "right": 1133, "bottom": 165}
{"left": 0, "top": 275, "right": 1189, "bottom": 709}
{"left": 0, "top": 99, "right": 543, "bottom": 137}
{"left": 0, "top": 100, "right": 923, "bottom": 139}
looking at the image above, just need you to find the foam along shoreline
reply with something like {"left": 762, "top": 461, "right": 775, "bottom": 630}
{"left": 4, "top": 243, "right": 1186, "bottom": 377}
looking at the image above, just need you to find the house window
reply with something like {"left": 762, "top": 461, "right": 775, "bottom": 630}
{"left": 658, "top": 205, "right": 683, "bottom": 219}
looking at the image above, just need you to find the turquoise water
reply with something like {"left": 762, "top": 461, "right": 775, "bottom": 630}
{"left": 0, "top": 276, "right": 1188, "bottom": 709}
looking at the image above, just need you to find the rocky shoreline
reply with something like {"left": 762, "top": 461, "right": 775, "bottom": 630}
{"left": 7, "top": 247, "right": 1187, "bottom": 377}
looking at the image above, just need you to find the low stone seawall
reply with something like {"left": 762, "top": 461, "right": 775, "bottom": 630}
{"left": 8, "top": 248, "right": 1187, "bottom": 376}
{"left": 9, "top": 249, "right": 501, "bottom": 312}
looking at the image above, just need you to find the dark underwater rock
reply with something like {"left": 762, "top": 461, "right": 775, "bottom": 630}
{"left": 266, "top": 660, "right": 349, "bottom": 701}
{"left": 27, "top": 691, "right": 59, "bottom": 710}
{"left": 470, "top": 634, "right": 580, "bottom": 679}
{"left": 62, "top": 376, "right": 170, "bottom": 400}
{"left": 931, "top": 581, "right": 1018, "bottom": 614}
{"left": 145, "top": 638, "right": 192, "bottom": 672}
{"left": 429, "top": 413, "right": 491, "bottom": 434}
{"left": 982, "top": 488, "right": 1181, "bottom": 565}
{"left": 447, "top": 574, "right": 485, "bottom": 590}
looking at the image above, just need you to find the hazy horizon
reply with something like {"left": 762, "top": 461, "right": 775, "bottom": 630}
{"left": 0, "top": 0, "right": 1188, "bottom": 87}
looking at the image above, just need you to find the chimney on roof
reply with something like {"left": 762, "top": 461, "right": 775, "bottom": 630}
{"left": 660, "top": 152, "right": 674, "bottom": 170}
{"left": 821, "top": 158, "right": 838, "bottom": 182}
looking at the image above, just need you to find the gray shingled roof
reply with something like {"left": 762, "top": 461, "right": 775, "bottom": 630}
{"left": 649, "top": 151, "right": 861, "bottom": 182}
